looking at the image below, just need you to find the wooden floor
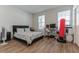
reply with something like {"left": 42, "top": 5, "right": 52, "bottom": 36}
{"left": 0, "top": 37, "right": 79, "bottom": 53}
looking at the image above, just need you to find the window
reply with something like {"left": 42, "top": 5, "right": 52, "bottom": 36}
{"left": 38, "top": 15, "right": 45, "bottom": 29}
{"left": 76, "top": 7, "right": 79, "bottom": 25}
{"left": 58, "top": 10, "right": 71, "bottom": 29}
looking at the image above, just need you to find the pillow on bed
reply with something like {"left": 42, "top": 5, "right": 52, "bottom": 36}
{"left": 25, "top": 28, "right": 30, "bottom": 32}
{"left": 17, "top": 28, "right": 24, "bottom": 33}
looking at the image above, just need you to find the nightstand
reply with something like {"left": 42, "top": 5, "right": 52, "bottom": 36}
{"left": 30, "top": 27, "right": 35, "bottom": 31}
{"left": 6, "top": 32, "right": 11, "bottom": 41}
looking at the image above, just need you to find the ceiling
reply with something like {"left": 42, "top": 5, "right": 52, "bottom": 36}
{"left": 13, "top": 5, "right": 62, "bottom": 14}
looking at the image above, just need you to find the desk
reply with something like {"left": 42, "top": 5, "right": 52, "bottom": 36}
{"left": 50, "top": 28, "right": 57, "bottom": 38}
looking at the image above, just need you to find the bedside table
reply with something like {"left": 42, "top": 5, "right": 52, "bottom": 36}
{"left": 6, "top": 32, "right": 11, "bottom": 41}
{"left": 30, "top": 27, "right": 35, "bottom": 31}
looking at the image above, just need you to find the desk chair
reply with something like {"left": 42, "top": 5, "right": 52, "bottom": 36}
{"left": 45, "top": 25, "right": 51, "bottom": 38}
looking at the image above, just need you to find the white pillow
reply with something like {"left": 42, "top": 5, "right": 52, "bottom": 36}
{"left": 25, "top": 28, "right": 30, "bottom": 32}
{"left": 17, "top": 28, "right": 24, "bottom": 33}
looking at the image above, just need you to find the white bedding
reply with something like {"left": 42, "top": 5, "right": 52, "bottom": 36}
{"left": 14, "top": 31, "right": 43, "bottom": 44}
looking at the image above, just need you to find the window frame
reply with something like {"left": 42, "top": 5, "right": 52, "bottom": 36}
{"left": 38, "top": 15, "right": 45, "bottom": 29}
{"left": 57, "top": 10, "right": 71, "bottom": 29}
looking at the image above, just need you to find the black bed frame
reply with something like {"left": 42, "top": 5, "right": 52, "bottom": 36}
{"left": 13, "top": 25, "right": 43, "bottom": 46}
{"left": 13, "top": 25, "right": 29, "bottom": 35}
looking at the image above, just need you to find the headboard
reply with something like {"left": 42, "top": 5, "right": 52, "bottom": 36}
{"left": 13, "top": 25, "right": 29, "bottom": 35}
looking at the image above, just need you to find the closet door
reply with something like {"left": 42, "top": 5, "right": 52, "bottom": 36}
{"left": 74, "top": 6, "right": 79, "bottom": 46}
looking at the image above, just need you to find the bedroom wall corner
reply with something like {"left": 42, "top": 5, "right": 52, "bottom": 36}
{"left": 0, "top": 6, "right": 33, "bottom": 39}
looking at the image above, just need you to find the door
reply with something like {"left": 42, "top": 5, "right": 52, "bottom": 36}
{"left": 74, "top": 5, "right": 79, "bottom": 46}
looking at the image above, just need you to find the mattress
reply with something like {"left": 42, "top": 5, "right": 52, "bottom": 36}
{"left": 14, "top": 31, "right": 43, "bottom": 44}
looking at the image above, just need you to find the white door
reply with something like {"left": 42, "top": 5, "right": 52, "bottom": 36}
{"left": 74, "top": 6, "right": 79, "bottom": 46}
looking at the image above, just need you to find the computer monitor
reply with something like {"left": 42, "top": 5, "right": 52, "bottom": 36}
{"left": 50, "top": 24, "right": 56, "bottom": 28}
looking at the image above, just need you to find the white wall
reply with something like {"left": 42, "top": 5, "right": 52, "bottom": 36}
{"left": 0, "top": 6, "right": 33, "bottom": 38}
{"left": 0, "top": 6, "right": 33, "bottom": 35}
{"left": 33, "top": 5, "right": 73, "bottom": 30}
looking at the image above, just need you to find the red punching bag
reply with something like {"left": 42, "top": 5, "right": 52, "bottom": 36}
{"left": 59, "top": 18, "right": 65, "bottom": 38}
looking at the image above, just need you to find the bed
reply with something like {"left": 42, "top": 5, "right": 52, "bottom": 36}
{"left": 13, "top": 25, "right": 43, "bottom": 45}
